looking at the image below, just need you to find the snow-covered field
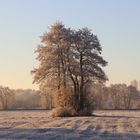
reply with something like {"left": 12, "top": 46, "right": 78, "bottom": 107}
{"left": 0, "top": 110, "right": 140, "bottom": 140}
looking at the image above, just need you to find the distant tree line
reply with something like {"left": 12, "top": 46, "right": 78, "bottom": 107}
{"left": 0, "top": 87, "right": 41, "bottom": 109}
{"left": 90, "top": 84, "right": 140, "bottom": 110}
{"left": 0, "top": 84, "right": 140, "bottom": 110}
{"left": 44, "top": 83, "right": 140, "bottom": 110}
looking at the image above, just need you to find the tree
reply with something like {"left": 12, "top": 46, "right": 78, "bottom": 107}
{"left": 31, "top": 22, "right": 107, "bottom": 116}
{"left": 0, "top": 86, "right": 14, "bottom": 109}
{"left": 89, "top": 83, "right": 109, "bottom": 109}
{"left": 12, "top": 89, "right": 41, "bottom": 109}
{"left": 123, "top": 85, "right": 138, "bottom": 109}
{"left": 109, "top": 84, "right": 129, "bottom": 109}
{"left": 108, "top": 84, "right": 138, "bottom": 109}
{"left": 68, "top": 28, "right": 107, "bottom": 112}
{"left": 31, "top": 22, "right": 73, "bottom": 109}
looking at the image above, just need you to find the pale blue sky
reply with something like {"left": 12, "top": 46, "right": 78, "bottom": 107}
{"left": 0, "top": 0, "right": 140, "bottom": 89}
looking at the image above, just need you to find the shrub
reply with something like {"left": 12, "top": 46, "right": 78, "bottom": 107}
{"left": 51, "top": 107, "right": 77, "bottom": 117}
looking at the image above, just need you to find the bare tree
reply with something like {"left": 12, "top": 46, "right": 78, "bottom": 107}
{"left": 123, "top": 85, "right": 138, "bottom": 109}
{"left": 108, "top": 84, "right": 138, "bottom": 109}
{"left": 109, "top": 84, "right": 126, "bottom": 109}
{"left": 0, "top": 86, "right": 14, "bottom": 109}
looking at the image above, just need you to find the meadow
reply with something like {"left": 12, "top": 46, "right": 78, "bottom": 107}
{"left": 0, "top": 110, "right": 140, "bottom": 140}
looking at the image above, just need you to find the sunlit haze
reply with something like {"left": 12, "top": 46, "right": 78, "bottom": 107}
{"left": 0, "top": 0, "right": 140, "bottom": 89}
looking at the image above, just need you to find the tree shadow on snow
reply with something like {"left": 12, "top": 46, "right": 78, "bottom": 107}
{"left": 0, "top": 127, "right": 140, "bottom": 140}
{"left": 92, "top": 114, "right": 140, "bottom": 119}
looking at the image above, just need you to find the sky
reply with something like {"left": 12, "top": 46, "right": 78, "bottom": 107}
{"left": 0, "top": 0, "right": 140, "bottom": 89}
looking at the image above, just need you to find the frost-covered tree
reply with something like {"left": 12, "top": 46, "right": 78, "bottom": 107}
{"left": 31, "top": 22, "right": 73, "bottom": 109}
{"left": 123, "top": 85, "right": 138, "bottom": 109}
{"left": 0, "top": 86, "right": 14, "bottom": 109}
{"left": 31, "top": 22, "right": 107, "bottom": 116}
{"left": 67, "top": 28, "right": 107, "bottom": 112}
{"left": 108, "top": 84, "right": 138, "bottom": 109}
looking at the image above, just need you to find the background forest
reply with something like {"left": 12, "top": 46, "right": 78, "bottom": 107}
{"left": 0, "top": 83, "right": 140, "bottom": 110}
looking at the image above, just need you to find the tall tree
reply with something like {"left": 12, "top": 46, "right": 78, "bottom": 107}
{"left": 31, "top": 22, "right": 107, "bottom": 115}
{"left": 68, "top": 28, "right": 107, "bottom": 111}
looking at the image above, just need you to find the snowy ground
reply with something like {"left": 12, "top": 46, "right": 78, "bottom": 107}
{"left": 0, "top": 110, "right": 140, "bottom": 140}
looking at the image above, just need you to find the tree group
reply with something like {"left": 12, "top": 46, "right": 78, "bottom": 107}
{"left": 31, "top": 22, "right": 107, "bottom": 116}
